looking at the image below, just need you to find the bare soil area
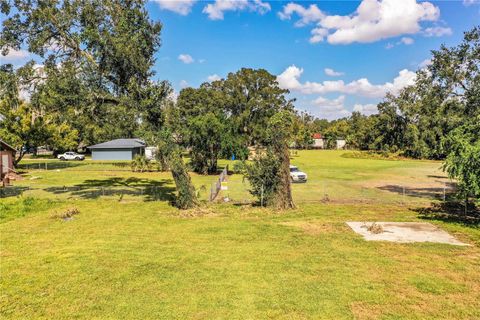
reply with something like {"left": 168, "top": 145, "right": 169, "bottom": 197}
{"left": 346, "top": 222, "right": 470, "bottom": 246}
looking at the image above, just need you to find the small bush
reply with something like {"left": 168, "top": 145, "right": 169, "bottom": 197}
{"left": 131, "top": 155, "right": 152, "bottom": 172}
{"left": 51, "top": 207, "right": 80, "bottom": 220}
{"left": 342, "top": 151, "right": 404, "bottom": 161}
{"left": 232, "top": 161, "right": 246, "bottom": 174}
{"left": 245, "top": 150, "right": 281, "bottom": 206}
{"left": 362, "top": 222, "right": 384, "bottom": 234}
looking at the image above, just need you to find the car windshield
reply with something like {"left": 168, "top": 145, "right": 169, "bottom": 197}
{"left": 290, "top": 167, "right": 299, "bottom": 172}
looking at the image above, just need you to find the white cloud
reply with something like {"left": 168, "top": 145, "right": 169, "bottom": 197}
{"left": 311, "top": 95, "right": 350, "bottom": 119}
{"left": 1, "top": 49, "right": 31, "bottom": 64}
{"left": 419, "top": 58, "right": 432, "bottom": 68}
{"left": 385, "top": 37, "right": 414, "bottom": 49}
{"left": 423, "top": 27, "right": 452, "bottom": 37}
{"left": 309, "top": 27, "right": 329, "bottom": 43}
{"left": 400, "top": 37, "right": 414, "bottom": 45}
{"left": 353, "top": 103, "right": 378, "bottom": 115}
{"left": 207, "top": 74, "right": 221, "bottom": 82}
{"left": 312, "top": 95, "right": 345, "bottom": 108}
{"left": 179, "top": 80, "right": 189, "bottom": 88}
{"left": 278, "top": 3, "right": 324, "bottom": 27}
{"left": 463, "top": 0, "right": 480, "bottom": 6}
{"left": 203, "top": 0, "right": 270, "bottom": 20}
{"left": 280, "top": 0, "right": 443, "bottom": 45}
{"left": 277, "top": 65, "right": 304, "bottom": 90}
{"left": 324, "top": 68, "right": 344, "bottom": 77}
{"left": 252, "top": 0, "right": 271, "bottom": 14}
{"left": 178, "top": 54, "right": 194, "bottom": 64}
{"left": 152, "top": 0, "right": 196, "bottom": 15}
{"left": 277, "top": 65, "right": 416, "bottom": 98}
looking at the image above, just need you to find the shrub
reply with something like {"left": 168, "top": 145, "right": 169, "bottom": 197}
{"left": 245, "top": 150, "right": 281, "bottom": 206}
{"left": 51, "top": 207, "right": 80, "bottom": 220}
{"left": 232, "top": 161, "right": 246, "bottom": 174}
{"left": 131, "top": 155, "right": 152, "bottom": 172}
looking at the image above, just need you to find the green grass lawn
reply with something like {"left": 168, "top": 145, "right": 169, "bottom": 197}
{"left": 1, "top": 151, "right": 479, "bottom": 319}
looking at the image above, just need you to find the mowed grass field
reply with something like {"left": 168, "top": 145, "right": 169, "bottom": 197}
{"left": 1, "top": 151, "right": 479, "bottom": 319}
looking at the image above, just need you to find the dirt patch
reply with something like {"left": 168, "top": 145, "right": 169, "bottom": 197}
{"left": 347, "top": 222, "right": 470, "bottom": 246}
{"left": 350, "top": 301, "right": 383, "bottom": 320}
{"left": 279, "top": 221, "right": 339, "bottom": 235}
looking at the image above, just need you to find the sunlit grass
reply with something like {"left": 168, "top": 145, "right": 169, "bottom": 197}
{"left": 1, "top": 151, "right": 479, "bottom": 319}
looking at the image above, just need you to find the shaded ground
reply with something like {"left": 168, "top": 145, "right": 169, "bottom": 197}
{"left": 43, "top": 177, "right": 176, "bottom": 202}
{"left": 416, "top": 201, "right": 480, "bottom": 226}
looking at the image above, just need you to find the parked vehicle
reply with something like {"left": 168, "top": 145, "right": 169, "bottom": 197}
{"left": 290, "top": 165, "right": 307, "bottom": 183}
{"left": 57, "top": 152, "right": 85, "bottom": 161}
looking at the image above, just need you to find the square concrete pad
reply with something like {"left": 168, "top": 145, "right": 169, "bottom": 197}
{"left": 346, "top": 222, "right": 469, "bottom": 246}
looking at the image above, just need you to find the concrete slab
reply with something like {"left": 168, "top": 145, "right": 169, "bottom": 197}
{"left": 346, "top": 222, "right": 469, "bottom": 246}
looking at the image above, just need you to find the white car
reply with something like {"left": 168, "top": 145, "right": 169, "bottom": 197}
{"left": 57, "top": 152, "right": 85, "bottom": 161}
{"left": 290, "top": 165, "right": 307, "bottom": 183}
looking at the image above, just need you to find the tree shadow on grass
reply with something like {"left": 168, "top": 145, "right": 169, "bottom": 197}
{"left": 44, "top": 177, "right": 176, "bottom": 202}
{"left": 0, "top": 186, "right": 30, "bottom": 198}
{"left": 414, "top": 201, "right": 480, "bottom": 227}
{"left": 17, "top": 161, "right": 85, "bottom": 171}
{"left": 377, "top": 184, "right": 456, "bottom": 200}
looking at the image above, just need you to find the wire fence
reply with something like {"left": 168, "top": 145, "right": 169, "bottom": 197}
{"left": 17, "top": 161, "right": 133, "bottom": 172}
{"left": 0, "top": 184, "right": 176, "bottom": 202}
{"left": 3, "top": 162, "right": 478, "bottom": 217}
{"left": 2, "top": 180, "right": 479, "bottom": 220}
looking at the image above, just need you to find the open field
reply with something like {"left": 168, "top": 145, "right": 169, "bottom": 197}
{"left": 1, "top": 151, "right": 479, "bottom": 319}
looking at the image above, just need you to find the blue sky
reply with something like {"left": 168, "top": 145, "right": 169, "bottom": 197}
{"left": 2, "top": 0, "right": 479, "bottom": 119}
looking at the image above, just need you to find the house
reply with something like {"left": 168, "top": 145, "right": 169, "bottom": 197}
{"left": 88, "top": 139, "right": 146, "bottom": 160}
{"left": 336, "top": 138, "right": 346, "bottom": 149}
{"left": 312, "top": 133, "right": 325, "bottom": 149}
{"left": 0, "top": 139, "right": 16, "bottom": 186}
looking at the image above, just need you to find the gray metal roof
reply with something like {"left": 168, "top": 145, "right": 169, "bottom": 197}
{"left": 0, "top": 139, "right": 17, "bottom": 152}
{"left": 88, "top": 139, "right": 146, "bottom": 150}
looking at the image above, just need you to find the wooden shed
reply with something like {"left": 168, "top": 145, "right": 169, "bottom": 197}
{"left": 0, "top": 139, "right": 16, "bottom": 186}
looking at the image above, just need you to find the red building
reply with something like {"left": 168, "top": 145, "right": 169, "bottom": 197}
{"left": 0, "top": 139, "right": 16, "bottom": 186}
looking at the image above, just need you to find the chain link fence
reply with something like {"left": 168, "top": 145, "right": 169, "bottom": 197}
{"left": 17, "top": 161, "right": 132, "bottom": 172}
{"left": 2, "top": 164, "right": 478, "bottom": 218}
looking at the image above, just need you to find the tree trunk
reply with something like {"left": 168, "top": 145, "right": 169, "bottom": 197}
{"left": 272, "top": 143, "right": 295, "bottom": 209}
{"left": 14, "top": 149, "right": 25, "bottom": 167}
{"left": 168, "top": 149, "right": 198, "bottom": 209}
{"left": 208, "top": 154, "right": 218, "bottom": 175}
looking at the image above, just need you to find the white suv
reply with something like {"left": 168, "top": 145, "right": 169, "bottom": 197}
{"left": 57, "top": 152, "right": 85, "bottom": 161}
{"left": 290, "top": 165, "right": 307, "bottom": 183}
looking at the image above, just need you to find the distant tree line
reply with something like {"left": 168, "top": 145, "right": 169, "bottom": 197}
{"left": 291, "top": 27, "right": 479, "bottom": 201}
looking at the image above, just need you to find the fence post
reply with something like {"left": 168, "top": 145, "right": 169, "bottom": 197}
{"left": 260, "top": 184, "right": 264, "bottom": 207}
{"left": 443, "top": 184, "right": 446, "bottom": 202}
{"left": 402, "top": 185, "right": 405, "bottom": 205}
